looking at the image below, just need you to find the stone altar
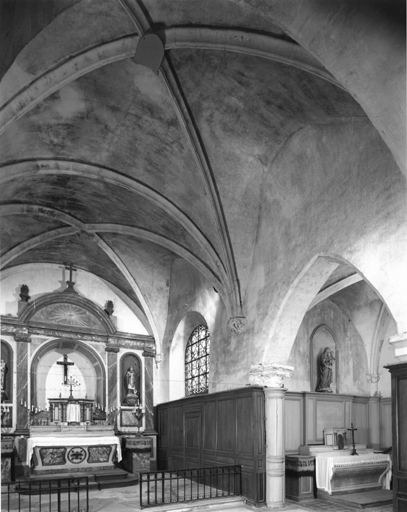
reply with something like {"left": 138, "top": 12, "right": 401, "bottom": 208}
{"left": 1, "top": 437, "right": 14, "bottom": 483}
{"left": 313, "top": 450, "right": 391, "bottom": 496}
{"left": 28, "top": 424, "right": 122, "bottom": 475}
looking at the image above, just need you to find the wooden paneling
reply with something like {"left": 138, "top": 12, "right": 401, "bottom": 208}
{"left": 352, "top": 397, "right": 369, "bottom": 445}
{"left": 386, "top": 363, "right": 407, "bottom": 511}
{"left": 380, "top": 398, "right": 392, "bottom": 448}
{"left": 285, "top": 393, "right": 303, "bottom": 453}
{"left": 156, "top": 387, "right": 266, "bottom": 505}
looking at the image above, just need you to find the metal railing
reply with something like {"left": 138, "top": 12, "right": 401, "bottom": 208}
{"left": 1, "top": 476, "right": 89, "bottom": 512}
{"left": 140, "top": 465, "right": 242, "bottom": 508}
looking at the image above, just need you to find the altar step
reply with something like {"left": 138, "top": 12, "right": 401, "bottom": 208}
{"left": 320, "top": 489, "right": 393, "bottom": 509}
{"left": 18, "top": 469, "right": 138, "bottom": 491}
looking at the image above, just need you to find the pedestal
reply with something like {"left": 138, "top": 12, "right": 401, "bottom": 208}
{"left": 285, "top": 455, "right": 315, "bottom": 501}
{"left": 124, "top": 437, "right": 151, "bottom": 478}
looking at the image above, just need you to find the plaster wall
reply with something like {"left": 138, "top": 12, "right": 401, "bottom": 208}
{"left": 287, "top": 300, "right": 369, "bottom": 396}
{"left": 0, "top": 264, "right": 148, "bottom": 334}
{"left": 155, "top": 257, "right": 227, "bottom": 405}
{"left": 244, "top": 119, "right": 407, "bottom": 365}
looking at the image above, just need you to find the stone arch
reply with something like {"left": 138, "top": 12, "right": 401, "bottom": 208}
{"left": 19, "top": 293, "right": 116, "bottom": 334}
{"left": 263, "top": 254, "right": 397, "bottom": 370}
{"left": 30, "top": 339, "right": 106, "bottom": 410}
{"left": 169, "top": 311, "right": 208, "bottom": 401}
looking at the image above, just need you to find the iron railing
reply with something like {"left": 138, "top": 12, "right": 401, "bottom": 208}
{"left": 1, "top": 476, "right": 89, "bottom": 512}
{"left": 140, "top": 465, "right": 242, "bottom": 508}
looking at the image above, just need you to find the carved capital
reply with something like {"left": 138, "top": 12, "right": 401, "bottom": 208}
{"left": 14, "top": 327, "right": 31, "bottom": 343}
{"left": 367, "top": 373, "right": 380, "bottom": 384}
{"left": 228, "top": 316, "right": 247, "bottom": 335}
{"left": 142, "top": 347, "right": 156, "bottom": 358}
{"left": 389, "top": 332, "right": 407, "bottom": 361}
{"left": 248, "top": 363, "right": 293, "bottom": 388}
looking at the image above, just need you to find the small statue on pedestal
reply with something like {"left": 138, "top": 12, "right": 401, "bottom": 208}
{"left": 316, "top": 347, "right": 335, "bottom": 393}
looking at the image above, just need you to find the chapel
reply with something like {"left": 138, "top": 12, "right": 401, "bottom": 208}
{"left": 0, "top": 0, "right": 406, "bottom": 510}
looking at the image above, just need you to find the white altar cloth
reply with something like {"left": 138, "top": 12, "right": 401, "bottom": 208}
{"left": 27, "top": 436, "right": 122, "bottom": 464}
{"left": 66, "top": 403, "right": 81, "bottom": 423}
{"left": 315, "top": 451, "right": 391, "bottom": 494}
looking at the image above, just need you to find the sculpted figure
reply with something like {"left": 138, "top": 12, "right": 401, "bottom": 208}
{"left": 1, "top": 359, "right": 7, "bottom": 401}
{"left": 316, "top": 347, "right": 335, "bottom": 393}
{"left": 125, "top": 366, "right": 137, "bottom": 395}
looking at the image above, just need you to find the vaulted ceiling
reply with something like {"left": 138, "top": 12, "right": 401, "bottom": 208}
{"left": 1, "top": 0, "right": 404, "bottom": 340}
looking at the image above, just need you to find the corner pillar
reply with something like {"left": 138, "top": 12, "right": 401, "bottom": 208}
{"left": 15, "top": 333, "right": 30, "bottom": 433}
{"left": 249, "top": 363, "right": 293, "bottom": 508}
{"left": 142, "top": 349, "right": 155, "bottom": 433}
{"left": 368, "top": 395, "right": 381, "bottom": 450}
{"left": 105, "top": 346, "right": 119, "bottom": 418}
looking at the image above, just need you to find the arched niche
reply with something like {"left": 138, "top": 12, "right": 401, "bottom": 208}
{"left": 31, "top": 339, "right": 106, "bottom": 410}
{"left": 1, "top": 340, "right": 13, "bottom": 403}
{"left": 310, "top": 325, "right": 337, "bottom": 393}
{"left": 120, "top": 353, "right": 142, "bottom": 406}
{"left": 169, "top": 311, "right": 208, "bottom": 401}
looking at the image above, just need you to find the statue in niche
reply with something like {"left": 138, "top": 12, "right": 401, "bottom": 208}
{"left": 125, "top": 366, "right": 138, "bottom": 406}
{"left": 316, "top": 347, "right": 335, "bottom": 393}
{"left": 1, "top": 359, "right": 8, "bottom": 401}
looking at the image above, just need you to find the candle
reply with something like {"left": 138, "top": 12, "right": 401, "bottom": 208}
{"left": 35, "top": 407, "right": 37, "bottom": 413}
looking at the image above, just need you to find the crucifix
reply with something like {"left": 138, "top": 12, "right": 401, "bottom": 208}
{"left": 57, "top": 354, "right": 74, "bottom": 385}
{"left": 348, "top": 423, "right": 358, "bottom": 456}
{"left": 64, "top": 262, "right": 77, "bottom": 293}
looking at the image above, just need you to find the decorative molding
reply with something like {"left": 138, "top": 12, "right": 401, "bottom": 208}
{"left": 248, "top": 363, "right": 293, "bottom": 388}
{"left": 1, "top": 316, "right": 155, "bottom": 352}
{"left": 105, "top": 346, "right": 120, "bottom": 353}
{"left": 14, "top": 327, "right": 31, "bottom": 343}
{"left": 228, "top": 316, "right": 247, "bottom": 335}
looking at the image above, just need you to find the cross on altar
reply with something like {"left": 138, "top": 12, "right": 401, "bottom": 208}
{"left": 57, "top": 354, "right": 74, "bottom": 385}
{"left": 348, "top": 423, "right": 358, "bottom": 456}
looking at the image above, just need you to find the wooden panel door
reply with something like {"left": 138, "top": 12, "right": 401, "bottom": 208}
{"left": 185, "top": 410, "right": 202, "bottom": 468}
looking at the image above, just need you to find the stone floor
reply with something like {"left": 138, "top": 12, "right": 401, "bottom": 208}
{"left": 1, "top": 482, "right": 393, "bottom": 512}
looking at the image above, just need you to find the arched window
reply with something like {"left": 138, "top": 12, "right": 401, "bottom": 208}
{"left": 185, "top": 325, "right": 210, "bottom": 396}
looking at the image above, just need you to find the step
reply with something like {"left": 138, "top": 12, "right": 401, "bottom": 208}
{"left": 98, "top": 474, "right": 139, "bottom": 490}
{"left": 141, "top": 495, "right": 247, "bottom": 512}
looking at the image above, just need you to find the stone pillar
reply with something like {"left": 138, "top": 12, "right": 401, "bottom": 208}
{"left": 143, "top": 350, "right": 155, "bottom": 433}
{"left": 368, "top": 395, "right": 381, "bottom": 450}
{"left": 249, "top": 363, "right": 293, "bottom": 509}
{"left": 15, "top": 332, "right": 30, "bottom": 433}
{"left": 105, "top": 346, "right": 119, "bottom": 425}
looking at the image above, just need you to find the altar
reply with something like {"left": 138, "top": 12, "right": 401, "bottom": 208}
{"left": 314, "top": 450, "right": 391, "bottom": 496}
{"left": 28, "top": 425, "right": 122, "bottom": 475}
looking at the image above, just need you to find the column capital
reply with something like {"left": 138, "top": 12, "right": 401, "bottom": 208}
{"left": 389, "top": 332, "right": 407, "bottom": 361}
{"left": 14, "top": 327, "right": 31, "bottom": 343}
{"left": 367, "top": 373, "right": 380, "bottom": 384}
{"left": 248, "top": 363, "right": 293, "bottom": 388}
{"left": 105, "top": 345, "right": 120, "bottom": 353}
{"left": 228, "top": 316, "right": 247, "bottom": 335}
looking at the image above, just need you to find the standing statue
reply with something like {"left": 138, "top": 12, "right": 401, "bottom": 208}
{"left": 316, "top": 347, "right": 335, "bottom": 393}
{"left": 1, "top": 359, "right": 8, "bottom": 402}
{"left": 125, "top": 366, "right": 138, "bottom": 405}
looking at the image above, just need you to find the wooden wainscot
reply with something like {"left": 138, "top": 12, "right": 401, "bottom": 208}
{"left": 285, "top": 454, "right": 315, "bottom": 502}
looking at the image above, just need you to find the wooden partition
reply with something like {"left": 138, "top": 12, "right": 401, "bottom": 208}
{"left": 285, "top": 392, "right": 385, "bottom": 453}
{"left": 155, "top": 387, "right": 266, "bottom": 505}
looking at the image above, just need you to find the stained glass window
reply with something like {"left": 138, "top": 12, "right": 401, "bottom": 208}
{"left": 185, "top": 324, "right": 210, "bottom": 396}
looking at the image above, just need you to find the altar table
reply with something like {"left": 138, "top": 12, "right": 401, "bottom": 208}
{"left": 315, "top": 451, "right": 391, "bottom": 495}
{"left": 27, "top": 436, "right": 122, "bottom": 474}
